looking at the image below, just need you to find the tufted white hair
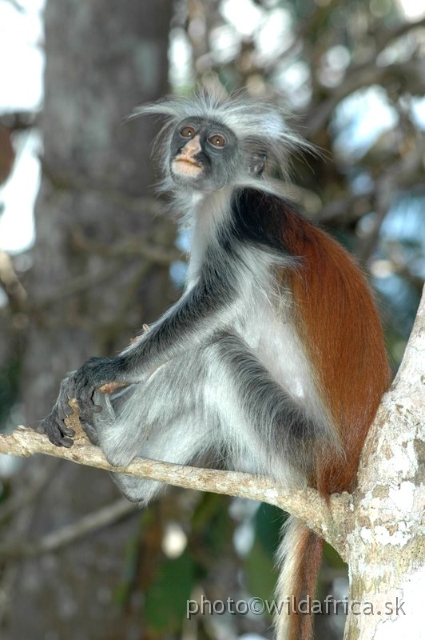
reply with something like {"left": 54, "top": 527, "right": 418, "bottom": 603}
{"left": 130, "top": 87, "right": 310, "bottom": 185}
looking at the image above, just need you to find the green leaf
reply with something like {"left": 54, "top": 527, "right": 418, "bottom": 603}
{"left": 245, "top": 539, "right": 278, "bottom": 612}
{"left": 244, "top": 505, "right": 286, "bottom": 611}
{"left": 145, "top": 549, "right": 196, "bottom": 633}
{"left": 254, "top": 503, "right": 286, "bottom": 556}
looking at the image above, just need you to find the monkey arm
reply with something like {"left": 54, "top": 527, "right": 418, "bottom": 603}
{"left": 76, "top": 277, "right": 232, "bottom": 385}
{"left": 41, "top": 266, "right": 236, "bottom": 446}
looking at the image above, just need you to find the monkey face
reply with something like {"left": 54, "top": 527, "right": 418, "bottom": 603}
{"left": 169, "top": 117, "right": 240, "bottom": 191}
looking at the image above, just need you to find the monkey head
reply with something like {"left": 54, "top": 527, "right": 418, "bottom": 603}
{"left": 169, "top": 117, "right": 241, "bottom": 191}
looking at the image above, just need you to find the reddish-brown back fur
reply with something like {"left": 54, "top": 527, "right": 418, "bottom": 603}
{"left": 276, "top": 206, "right": 390, "bottom": 640}
{"left": 280, "top": 208, "right": 390, "bottom": 494}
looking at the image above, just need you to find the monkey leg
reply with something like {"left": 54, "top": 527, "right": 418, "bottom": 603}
{"left": 90, "top": 351, "right": 217, "bottom": 504}
{"left": 201, "top": 331, "right": 327, "bottom": 486}
{"left": 89, "top": 332, "right": 332, "bottom": 504}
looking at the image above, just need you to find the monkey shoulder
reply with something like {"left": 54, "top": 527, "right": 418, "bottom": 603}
{"left": 229, "top": 186, "right": 306, "bottom": 255}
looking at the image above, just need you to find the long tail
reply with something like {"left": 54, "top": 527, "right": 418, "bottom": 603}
{"left": 275, "top": 516, "right": 323, "bottom": 640}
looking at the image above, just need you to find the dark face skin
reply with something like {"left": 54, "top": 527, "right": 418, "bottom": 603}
{"left": 169, "top": 117, "right": 240, "bottom": 191}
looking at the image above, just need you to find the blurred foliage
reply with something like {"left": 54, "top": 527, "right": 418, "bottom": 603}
{"left": 245, "top": 504, "right": 286, "bottom": 605}
{"left": 170, "top": 0, "right": 425, "bottom": 372}
{"left": 145, "top": 550, "right": 197, "bottom": 633}
{"left": 0, "top": 358, "right": 20, "bottom": 425}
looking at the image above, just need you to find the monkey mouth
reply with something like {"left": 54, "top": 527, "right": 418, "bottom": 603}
{"left": 172, "top": 157, "right": 203, "bottom": 177}
{"left": 174, "top": 157, "right": 201, "bottom": 168}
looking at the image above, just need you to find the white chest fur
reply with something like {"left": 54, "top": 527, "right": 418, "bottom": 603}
{"left": 184, "top": 189, "right": 328, "bottom": 427}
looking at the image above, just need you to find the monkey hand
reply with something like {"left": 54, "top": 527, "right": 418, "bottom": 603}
{"left": 38, "top": 373, "right": 77, "bottom": 447}
{"left": 39, "top": 357, "right": 126, "bottom": 448}
{"left": 72, "top": 355, "right": 126, "bottom": 427}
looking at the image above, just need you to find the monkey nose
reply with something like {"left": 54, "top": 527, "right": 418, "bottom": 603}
{"left": 182, "top": 135, "right": 202, "bottom": 155}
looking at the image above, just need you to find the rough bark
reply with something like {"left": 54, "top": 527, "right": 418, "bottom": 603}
{"left": 343, "top": 287, "right": 425, "bottom": 639}
{"left": 3, "top": 1, "right": 174, "bottom": 639}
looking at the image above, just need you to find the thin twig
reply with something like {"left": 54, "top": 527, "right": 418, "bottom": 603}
{"left": 356, "top": 134, "right": 425, "bottom": 262}
{"left": 0, "top": 458, "right": 61, "bottom": 525}
{"left": 0, "top": 498, "right": 137, "bottom": 559}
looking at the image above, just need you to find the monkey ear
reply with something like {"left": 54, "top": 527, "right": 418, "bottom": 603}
{"left": 249, "top": 153, "right": 267, "bottom": 176}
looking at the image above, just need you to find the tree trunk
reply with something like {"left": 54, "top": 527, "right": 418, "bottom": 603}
{"left": 344, "top": 291, "right": 425, "bottom": 639}
{"left": 4, "top": 1, "right": 174, "bottom": 638}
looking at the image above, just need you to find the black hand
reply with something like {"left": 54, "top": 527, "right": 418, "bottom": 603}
{"left": 39, "top": 375, "right": 76, "bottom": 447}
{"left": 73, "top": 356, "right": 126, "bottom": 426}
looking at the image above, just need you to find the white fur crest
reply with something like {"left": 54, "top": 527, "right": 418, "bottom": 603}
{"left": 131, "top": 87, "right": 311, "bottom": 185}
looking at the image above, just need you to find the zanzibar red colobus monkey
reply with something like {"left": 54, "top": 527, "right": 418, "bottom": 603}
{"left": 41, "top": 90, "right": 390, "bottom": 640}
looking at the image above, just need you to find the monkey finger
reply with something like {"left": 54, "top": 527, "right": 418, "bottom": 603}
{"left": 77, "top": 403, "right": 97, "bottom": 424}
{"left": 58, "top": 436, "right": 74, "bottom": 448}
{"left": 74, "top": 382, "right": 95, "bottom": 407}
{"left": 42, "top": 412, "right": 75, "bottom": 447}
{"left": 54, "top": 403, "right": 74, "bottom": 424}
{"left": 79, "top": 421, "right": 99, "bottom": 446}
{"left": 77, "top": 410, "right": 92, "bottom": 424}
{"left": 62, "top": 403, "right": 75, "bottom": 418}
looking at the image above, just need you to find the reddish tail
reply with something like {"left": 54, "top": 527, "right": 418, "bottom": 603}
{"left": 276, "top": 517, "right": 324, "bottom": 640}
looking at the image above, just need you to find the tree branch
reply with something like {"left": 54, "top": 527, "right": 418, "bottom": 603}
{"left": 0, "top": 421, "right": 349, "bottom": 556}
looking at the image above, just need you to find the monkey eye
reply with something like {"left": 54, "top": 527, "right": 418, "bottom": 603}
{"left": 180, "top": 125, "right": 196, "bottom": 138}
{"left": 208, "top": 133, "right": 226, "bottom": 148}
